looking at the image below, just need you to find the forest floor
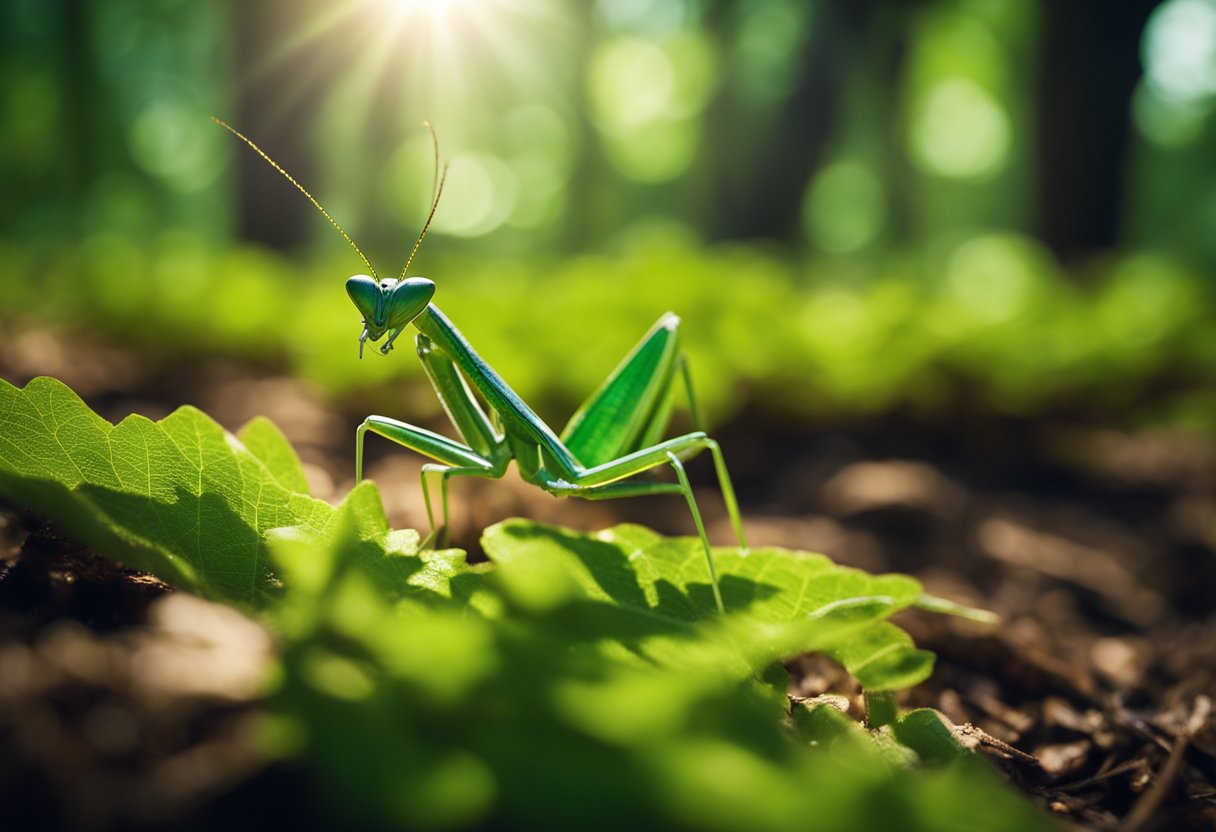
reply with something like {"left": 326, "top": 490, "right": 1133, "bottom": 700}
{"left": 1, "top": 349, "right": 1215, "bottom": 830}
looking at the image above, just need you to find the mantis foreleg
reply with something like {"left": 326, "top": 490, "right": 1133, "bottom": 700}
{"left": 357, "top": 416, "right": 507, "bottom": 540}
{"left": 416, "top": 333, "right": 499, "bottom": 458}
{"left": 420, "top": 461, "right": 507, "bottom": 546}
{"left": 358, "top": 333, "right": 515, "bottom": 540}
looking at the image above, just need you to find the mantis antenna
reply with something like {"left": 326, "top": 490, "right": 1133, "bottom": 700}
{"left": 398, "top": 120, "right": 449, "bottom": 282}
{"left": 211, "top": 115, "right": 379, "bottom": 281}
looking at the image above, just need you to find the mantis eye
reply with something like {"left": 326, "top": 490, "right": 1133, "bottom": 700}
{"left": 346, "top": 275, "right": 382, "bottom": 326}
{"left": 382, "top": 277, "right": 436, "bottom": 329}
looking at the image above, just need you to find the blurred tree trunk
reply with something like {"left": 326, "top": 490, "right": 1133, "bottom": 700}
{"left": 1036, "top": 0, "right": 1162, "bottom": 262}
{"left": 59, "top": 0, "right": 93, "bottom": 216}
{"left": 702, "top": 0, "right": 922, "bottom": 246}
{"left": 703, "top": 0, "right": 847, "bottom": 243}
{"left": 233, "top": 0, "right": 310, "bottom": 249}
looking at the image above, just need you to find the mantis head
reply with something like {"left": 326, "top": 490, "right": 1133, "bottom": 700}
{"left": 346, "top": 275, "right": 435, "bottom": 357}
{"left": 210, "top": 116, "right": 448, "bottom": 359}
{"left": 347, "top": 120, "right": 447, "bottom": 358}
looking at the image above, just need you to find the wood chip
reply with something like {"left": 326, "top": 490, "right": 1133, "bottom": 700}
{"left": 1035, "top": 739, "right": 1092, "bottom": 778}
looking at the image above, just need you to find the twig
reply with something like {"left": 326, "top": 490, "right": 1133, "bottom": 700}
{"left": 1118, "top": 738, "right": 1188, "bottom": 832}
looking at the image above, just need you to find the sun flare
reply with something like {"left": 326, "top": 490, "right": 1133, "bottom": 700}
{"left": 241, "top": 0, "right": 575, "bottom": 239}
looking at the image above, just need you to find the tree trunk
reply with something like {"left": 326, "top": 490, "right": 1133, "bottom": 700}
{"left": 1036, "top": 0, "right": 1162, "bottom": 262}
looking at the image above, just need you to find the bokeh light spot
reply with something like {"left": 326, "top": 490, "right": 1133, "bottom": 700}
{"left": 1132, "top": 81, "right": 1211, "bottom": 147}
{"left": 732, "top": 2, "right": 807, "bottom": 102}
{"left": 506, "top": 156, "right": 565, "bottom": 229}
{"left": 588, "top": 38, "right": 676, "bottom": 129}
{"left": 384, "top": 139, "right": 519, "bottom": 238}
{"left": 909, "top": 78, "right": 1010, "bottom": 180}
{"left": 587, "top": 31, "right": 714, "bottom": 183}
{"left": 594, "top": 0, "right": 693, "bottom": 36}
{"left": 1098, "top": 255, "right": 1195, "bottom": 347}
{"left": 130, "top": 98, "right": 222, "bottom": 193}
{"left": 503, "top": 104, "right": 574, "bottom": 171}
{"left": 802, "top": 162, "right": 886, "bottom": 253}
{"left": 601, "top": 117, "right": 697, "bottom": 183}
{"left": 662, "top": 31, "right": 717, "bottom": 116}
{"left": 944, "top": 234, "right": 1047, "bottom": 324}
{"left": 1143, "top": 0, "right": 1216, "bottom": 103}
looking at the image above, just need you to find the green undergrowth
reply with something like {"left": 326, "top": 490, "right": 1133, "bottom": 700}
{"left": 0, "top": 376, "right": 1053, "bottom": 830}
{"left": 2, "top": 234, "right": 1213, "bottom": 434}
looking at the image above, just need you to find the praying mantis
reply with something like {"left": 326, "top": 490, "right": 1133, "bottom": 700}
{"left": 214, "top": 118, "right": 748, "bottom": 612}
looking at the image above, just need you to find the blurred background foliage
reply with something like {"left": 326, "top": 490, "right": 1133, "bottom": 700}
{"left": 1, "top": 0, "right": 1214, "bottom": 434}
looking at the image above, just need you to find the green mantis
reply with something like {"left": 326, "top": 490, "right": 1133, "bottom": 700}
{"left": 215, "top": 118, "right": 748, "bottom": 612}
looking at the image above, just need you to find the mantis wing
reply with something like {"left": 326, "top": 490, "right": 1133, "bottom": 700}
{"left": 560, "top": 313, "right": 681, "bottom": 468}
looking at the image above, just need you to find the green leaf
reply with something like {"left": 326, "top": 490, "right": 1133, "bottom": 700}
{"left": 482, "top": 519, "right": 935, "bottom": 692}
{"left": 892, "top": 709, "right": 971, "bottom": 764}
{"left": 0, "top": 376, "right": 475, "bottom": 613}
{"left": 791, "top": 699, "right": 860, "bottom": 746}
{"left": 865, "top": 692, "right": 900, "bottom": 728}
{"left": 237, "top": 416, "right": 311, "bottom": 493}
{"left": 0, "top": 377, "right": 337, "bottom": 606}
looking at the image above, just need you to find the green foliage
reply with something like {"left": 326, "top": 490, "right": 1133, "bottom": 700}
{"left": 483, "top": 520, "right": 936, "bottom": 691}
{"left": 266, "top": 514, "right": 1047, "bottom": 830}
{"left": 3, "top": 237, "right": 1213, "bottom": 434}
{"left": 0, "top": 377, "right": 316, "bottom": 604}
{"left": 0, "top": 376, "right": 1053, "bottom": 830}
{"left": 266, "top": 517, "right": 1050, "bottom": 830}
{"left": 0, "top": 376, "right": 418, "bottom": 608}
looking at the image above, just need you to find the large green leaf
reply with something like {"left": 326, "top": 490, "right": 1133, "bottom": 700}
{"left": 0, "top": 376, "right": 393, "bottom": 607}
{"left": 482, "top": 519, "right": 934, "bottom": 691}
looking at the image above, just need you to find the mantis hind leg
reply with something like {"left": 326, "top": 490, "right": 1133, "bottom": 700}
{"left": 623, "top": 356, "right": 747, "bottom": 557}
{"left": 540, "top": 431, "right": 749, "bottom": 614}
{"left": 562, "top": 464, "right": 726, "bottom": 613}
{"left": 667, "top": 452, "right": 724, "bottom": 614}
{"left": 707, "top": 439, "right": 747, "bottom": 556}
